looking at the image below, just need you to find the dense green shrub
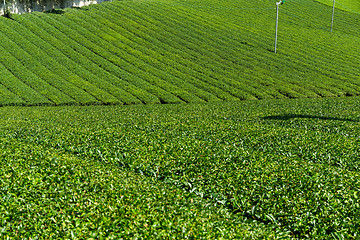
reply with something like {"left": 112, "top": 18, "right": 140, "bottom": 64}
{"left": 1, "top": 97, "right": 360, "bottom": 238}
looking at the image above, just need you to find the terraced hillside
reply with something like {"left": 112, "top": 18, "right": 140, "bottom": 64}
{"left": 0, "top": 0, "right": 359, "bottom": 106}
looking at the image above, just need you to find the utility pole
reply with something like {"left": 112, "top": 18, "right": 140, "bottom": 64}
{"left": 275, "top": 0, "right": 285, "bottom": 53}
{"left": 331, "top": 0, "right": 335, "bottom": 32}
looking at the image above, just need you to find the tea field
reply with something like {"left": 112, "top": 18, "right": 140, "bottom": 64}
{"left": 1, "top": 97, "right": 360, "bottom": 238}
{"left": 0, "top": 0, "right": 359, "bottom": 106}
{"left": 1, "top": 0, "right": 360, "bottom": 238}
{"left": 318, "top": 0, "right": 360, "bottom": 13}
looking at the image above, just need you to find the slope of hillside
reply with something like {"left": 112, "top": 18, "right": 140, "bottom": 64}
{"left": 0, "top": 0, "right": 359, "bottom": 106}
{"left": 318, "top": 0, "right": 360, "bottom": 13}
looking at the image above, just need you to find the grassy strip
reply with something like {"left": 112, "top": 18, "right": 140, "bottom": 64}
{"left": 317, "top": 0, "right": 360, "bottom": 14}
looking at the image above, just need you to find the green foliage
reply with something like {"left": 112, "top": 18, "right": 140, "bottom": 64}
{"left": 0, "top": 0, "right": 359, "bottom": 238}
{"left": 0, "top": 0, "right": 358, "bottom": 106}
{"left": 317, "top": 0, "right": 360, "bottom": 13}
{"left": 0, "top": 83, "right": 24, "bottom": 105}
{"left": 1, "top": 97, "right": 360, "bottom": 238}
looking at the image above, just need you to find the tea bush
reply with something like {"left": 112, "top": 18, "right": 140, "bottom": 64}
{"left": 1, "top": 97, "right": 360, "bottom": 238}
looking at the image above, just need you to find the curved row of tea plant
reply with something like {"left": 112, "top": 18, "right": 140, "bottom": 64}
{"left": 0, "top": 0, "right": 358, "bottom": 106}
{"left": 1, "top": 97, "right": 360, "bottom": 238}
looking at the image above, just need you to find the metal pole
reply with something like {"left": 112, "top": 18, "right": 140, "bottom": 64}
{"left": 275, "top": 2, "right": 280, "bottom": 53}
{"left": 3, "top": 0, "right": 5, "bottom": 15}
{"left": 331, "top": 0, "right": 335, "bottom": 32}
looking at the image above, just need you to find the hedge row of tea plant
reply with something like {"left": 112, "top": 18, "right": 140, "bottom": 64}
{"left": 0, "top": 134, "right": 280, "bottom": 239}
{"left": 1, "top": 97, "right": 360, "bottom": 238}
{"left": 0, "top": 0, "right": 357, "bottom": 106}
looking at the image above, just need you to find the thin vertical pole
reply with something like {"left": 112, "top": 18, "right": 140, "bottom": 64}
{"left": 3, "top": 0, "right": 5, "bottom": 15}
{"left": 275, "top": 3, "right": 279, "bottom": 53}
{"left": 331, "top": 0, "right": 335, "bottom": 32}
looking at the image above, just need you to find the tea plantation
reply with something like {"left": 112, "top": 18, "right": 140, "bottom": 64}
{"left": 1, "top": 0, "right": 360, "bottom": 238}
{"left": 318, "top": 0, "right": 360, "bottom": 13}
{"left": 1, "top": 97, "right": 360, "bottom": 238}
{"left": 0, "top": 0, "right": 359, "bottom": 106}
